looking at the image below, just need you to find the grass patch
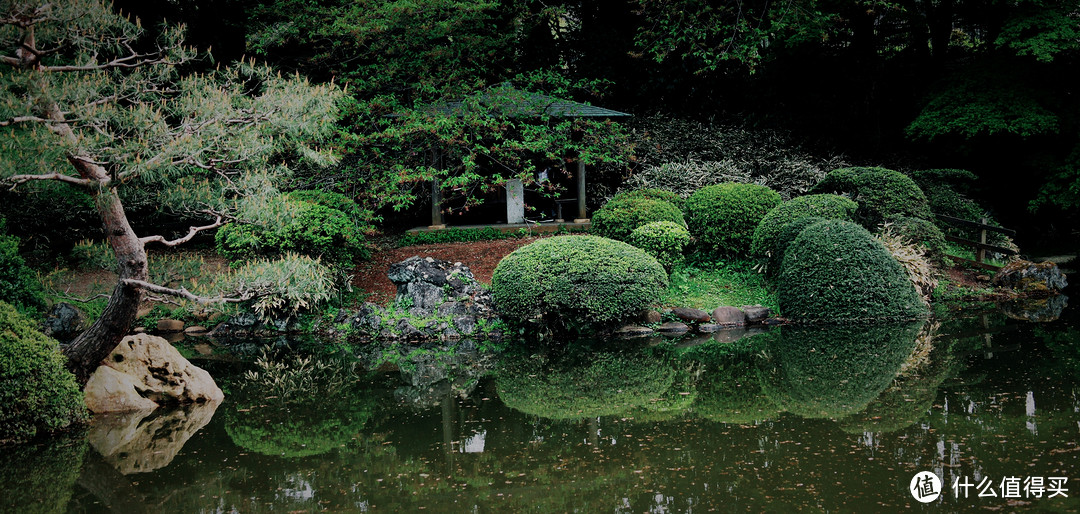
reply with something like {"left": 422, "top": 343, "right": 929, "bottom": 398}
{"left": 660, "top": 258, "right": 778, "bottom": 312}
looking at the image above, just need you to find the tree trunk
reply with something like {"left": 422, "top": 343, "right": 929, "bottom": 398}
{"left": 63, "top": 187, "right": 148, "bottom": 385}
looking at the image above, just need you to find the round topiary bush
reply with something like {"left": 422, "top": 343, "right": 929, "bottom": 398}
{"left": 766, "top": 216, "right": 827, "bottom": 277}
{"left": 684, "top": 183, "right": 782, "bottom": 256}
{"left": 0, "top": 301, "right": 88, "bottom": 443}
{"left": 750, "top": 194, "right": 858, "bottom": 259}
{"left": 808, "top": 167, "right": 932, "bottom": 229}
{"left": 490, "top": 235, "right": 668, "bottom": 327}
{"left": 590, "top": 196, "right": 685, "bottom": 242}
{"left": 885, "top": 215, "right": 948, "bottom": 261}
{"left": 777, "top": 220, "right": 927, "bottom": 322}
{"left": 628, "top": 220, "right": 692, "bottom": 270}
{"left": 612, "top": 188, "right": 686, "bottom": 210}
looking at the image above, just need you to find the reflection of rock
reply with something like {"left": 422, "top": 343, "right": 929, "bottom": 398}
{"left": 999, "top": 295, "right": 1069, "bottom": 322}
{"left": 390, "top": 346, "right": 492, "bottom": 407}
{"left": 88, "top": 401, "right": 220, "bottom": 474}
{"left": 761, "top": 323, "right": 921, "bottom": 419}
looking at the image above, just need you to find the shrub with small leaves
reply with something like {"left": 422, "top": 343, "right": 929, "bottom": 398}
{"left": 629, "top": 221, "right": 691, "bottom": 270}
{"left": 777, "top": 220, "right": 927, "bottom": 322}
{"left": 750, "top": 194, "right": 858, "bottom": 259}
{"left": 216, "top": 197, "right": 367, "bottom": 266}
{"left": 611, "top": 188, "right": 686, "bottom": 210}
{"left": 885, "top": 216, "right": 948, "bottom": 263}
{"left": 0, "top": 219, "right": 46, "bottom": 316}
{"left": 684, "top": 183, "right": 782, "bottom": 256}
{"left": 221, "top": 253, "right": 336, "bottom": 321}
{"left": 1, "top": 301, "right": 88, "bottom": 443}
{"left": 809, "top": 167, "right": 932, "bottom": 229}
{"left": 491, "top": 235, "right": 668, "bottom": 328}
{"left": 907, "top": 168, "right": 1013, "bottom": 248}
{"left": 590, "top": 196, "right": 685, "bottom": 242}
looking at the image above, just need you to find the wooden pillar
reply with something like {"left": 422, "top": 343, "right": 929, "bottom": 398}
{"left": 574, "top": 159, "right": 588, "bottom": 222}
{"left": 506, "top": 178, "right": 525, "bottom": 224}
{"left": 429, "top": 178, "right": 445, "bottom": 229}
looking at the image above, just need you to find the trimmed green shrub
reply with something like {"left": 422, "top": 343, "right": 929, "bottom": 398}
{"left": 809, "top": 167, "right": 932, "bottom": 229}
{"left": 749, "top": 194, "right": 858, "bottom": 259}
{"left": 777, "top": 220, "right": 927, "bottom": 322}
{"left": 216, "top": 199, "right": 367, "bottom": 266}
{"left": 628, "top": 220, "right": 691, "bottom": 269}
{"left": 496, "top": 350, "right": 677, "bottom": 420}
{"left": 612, "top": 188, "right": 686, "bottom": 210}
{"left": 886, "top": 215, "right": 948, "bottom": 261}
{"left": 590, "top": 196, "right": 684, "bottom": 242}
{"left": 766, "top": 216, "right": 826, "bottom": 277}
{"left": 907, "top": 168, "right": 1013, "bottom": 247}
{"left": 0, "top": 219, "right": 46, "bottom": 316}
{"left": 760, "top": 323, "right": 921, "bottom": 419}
{"left": 490, "top": 235, "right": 668, "bottom": 327}
{"left": 1, "top": 301, "right": 88, "bottom": 443}
{"left": 684, "top": 183, "right": 782, "bottom": 256}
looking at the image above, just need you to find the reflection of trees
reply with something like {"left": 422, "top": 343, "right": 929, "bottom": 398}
{"left": 496, "top": 347, "right": 681, "bottom": 420}
{"left": 761, "top": 323, "right": 921, "bottom": 419}
{"left": 0, "top": 433, "right": 87, "bottom": 513}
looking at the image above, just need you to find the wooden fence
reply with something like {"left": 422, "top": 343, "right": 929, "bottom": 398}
{"left": 935, "top": 214, "right": 1017, "bottom": 271}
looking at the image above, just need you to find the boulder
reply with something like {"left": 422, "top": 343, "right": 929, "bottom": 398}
{"left": 41, "top": 302, "right": 85, "bottom": 343}
{"left": 656, "top": 321, "right": 690, "bottom": 334}
{"left": 84, "top": 366, "right": 158, "bottom": 413}
{"left": 740, "top": 305, "right": 773, "bottom": 324}
{"left": 671, "top": 307, "right": 711, "bottom": 323}
{"left": 101, "top": 334, "right": 223, "bottom": 406}
{"left": 641, "top": 310, "right": 664, "bottom": 324}
{"left": 711, "top": 306, "right": 749, "bottom": 326}
{"left": 992, "top": 260, "right": 1068, "bottom": 294}
{"left": 183, "top": 325, "right": 208, "bottom": 335}
{"left": 156, "top": 319, "right": 184, "bottom": 333}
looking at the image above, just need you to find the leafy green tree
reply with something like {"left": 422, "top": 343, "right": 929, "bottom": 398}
{"left": 0, "top": 0, "right": 342, "bottom": 381}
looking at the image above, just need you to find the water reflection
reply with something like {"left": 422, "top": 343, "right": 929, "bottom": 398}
{"left": 3, "top": 308, "right": 1080, "bottom": 512}
{"left": 88, "top": 400, "right": 220, "bottom": 474}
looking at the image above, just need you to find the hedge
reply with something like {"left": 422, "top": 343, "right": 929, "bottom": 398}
{"left": 749, "top": 193, "right": 858, "bottom": 259}
{"left": 590, "top": 196, "right": 685, "bottom": 242}
{"left": 685, "top": 183, "right": 782, "bottom": 256}
{"left": 808, "top": 167, "right": 932, "bottom": 229}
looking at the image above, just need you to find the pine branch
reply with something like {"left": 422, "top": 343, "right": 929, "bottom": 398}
{"left": 5, "top": 172, "right": 95, "bottom": 189}
{"left": 121, "top": 279, "right": 258, "bottom": 305}
{"left": 0, "top": 115, "right": 49, "bottom": 126}
{"left": 139, "top": 213, "right": 227, "bottom": 247}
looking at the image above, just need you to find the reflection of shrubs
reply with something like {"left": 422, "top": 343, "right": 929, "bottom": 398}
{"left": 225, "top": 350, "right": 373, "bottom": 458}
{"left": 778, "top": 220, "right": 927, "bottom": 322}
{"left": 809, "top": 167, "right": 932, "bottom": 229}
{"left": 590, "top": 196, "right": 685, "bottom": 242}
{"left": 490, "top": 236, "right": 667, "bottom": 327}
{"left": 685, "top": 333, "right": 782, "bottom": 424}
{"left": 0, "top": 301, "right": 88, "bottom": 443}
{"left": 496, "top": 351, "right": 677, "bottom": 420}
{"left": 0, "top": 434, "right": 86, "bottom": 513}
{"left": 628, "top": 221, "right": 691, "bottom": 270}
{"left": 0, "top": 219, "right": 46, "bottom": 315}
{"left": 750, "top": 194, "right": 858, "bottom": 259}
{"left": 761, "top": 323, "right": 921, "bottom": 419}
{"left": 685, "top": 183, "right": 782, "bottom": 256}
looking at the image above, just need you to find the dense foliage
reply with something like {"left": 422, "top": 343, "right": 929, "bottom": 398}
{"left": 628, "top": 220, "right": 691, "bottom": 270}
{"left": 0, "top": 435, "right": 86, "bottom": 512}
{"left": 684, "top": 183, "right": 782, "bottom": 256}
{"left": 777, "top": 220, "right": 927, "bottom": 322}
{"left": 0, "top": 301, "right": 88, "bottom": 443}
{"left": 808, "top": 167, "right": 932, "bottom": 229}
{"left": 610, "top": 188, "right": 686, "bottom": 210}
{"left": 215, "top": 197, "right": 367, "bottom": 266}
{"left": 490, "top": 235, "right": 667, "bottom": 328}
{"left": 221, "top": 254, "right": 337, "bottom": 321}
{"left": 0, "top": 219, "right": 46, "bottom": 315}
{"left": 749, "top": 194, "right": 858, "bottom": 259}
{"left": 590, "top": 196, "right": 685, "bottom": 242}
{"left": 885, "top": 216, "right": 948, "bottom": 262}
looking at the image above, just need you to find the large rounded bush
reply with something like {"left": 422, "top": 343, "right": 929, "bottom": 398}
{"left": 216, "top": 199, "right": 367, "bottom": 266}
{"left": 628, "top": 220, "right": 691, "bottom": 269}
{"left": 1, "top": 301, "right": 88, "bottom": 443}
{"left": 612, "top": 188, "right": 686, "bottom": 210}
{"left": 685, "top": 183, "right": 782, "bottom": 255}
{"left": 750, "top": 194, "right": 858, "bottom": 259}
{"left": 491, "top": 235, "right": 668, "bottom": 326}
{"left": 590, "top": 196, "right": 684, "bottom": 242}
{"left": 765, "top": 215, "right": 826, "bottom": 277}
{"left": 777, "top": 220, "right": 927, "bottom": 322}
{"left": 886, "top": 215, "right": 948, "bottom": 261}
{"left": 809, "top": 167, "right": 932, "bottom": 229}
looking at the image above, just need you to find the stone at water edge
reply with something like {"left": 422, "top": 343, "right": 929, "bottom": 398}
{"left": 992, "top": 260, "right": 1068, "bottom": 293}
{"left": 156, "top": 319, "right": 185, "bottom": 333}
{"left": 615, "top": 325, "right": 655, "bottom": 337}
{"left": 84, "top": 366, "right": 159, "bottom": 413}
{"left": 641, "top": 310, "right": 664, "bottom": 324}
{"left": 712, "top": 306, "right": 749, "bottom": 326}
{"left": 671, "top": 307, "right": 711, "bottom": 323}
{"left": 740, "top": 305, "right": 773, "bottom": 324}
{"left": 100, "top": 333, "right": 224, "bottom": 406}
{"left": 656, "top": 321, "right": 690, "bottom": 334}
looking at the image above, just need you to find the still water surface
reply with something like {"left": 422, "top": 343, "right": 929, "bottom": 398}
{"left": 3, "top": 304, "right": 1080, "bottom": 513}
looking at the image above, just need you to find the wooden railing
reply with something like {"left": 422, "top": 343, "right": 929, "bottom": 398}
{"left": 935, "top": 214, "right": 1017, "bottom": 271}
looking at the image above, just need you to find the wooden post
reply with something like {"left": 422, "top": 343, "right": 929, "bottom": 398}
{"left": 977, "top": 217, "right": 988, "bottom": 264}
{"left": 574, "top": 159, "right": 588, "bottom": 222}
{"left": 429, "top": 178, "right": 445, "bottom": 229}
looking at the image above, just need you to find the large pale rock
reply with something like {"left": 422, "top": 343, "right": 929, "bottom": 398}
{"left": 88, "top": 401, "right": 220, "bottom": 474}
{"left": 104, "top": 334, "right": 224, "bottom": 405}
{"left": 84, "top": 366, "right": 158, "bottom": 413}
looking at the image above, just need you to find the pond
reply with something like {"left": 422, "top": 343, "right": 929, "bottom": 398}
{"left": 3, "top": 302, "right": 1080, "bottom": 512}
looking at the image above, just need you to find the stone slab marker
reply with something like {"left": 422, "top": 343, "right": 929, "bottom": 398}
{"left": 507, "top": 178, "right": 525, "bottom": 223}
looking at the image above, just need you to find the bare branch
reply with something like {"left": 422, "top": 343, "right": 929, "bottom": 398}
{"left": 0, "top": 115, "right": 49, "bottom": 127}
{"left": 121, "top": 278, "right": 254, "bottom": 305}
{"left": 52, "top": 292, "right": 112, "bottom": 303}
{"left": 139, "top": 214, "right": 227, "bottom": 247}
{"left": 6, "top": 172, "right": 95, "bottom": 189}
